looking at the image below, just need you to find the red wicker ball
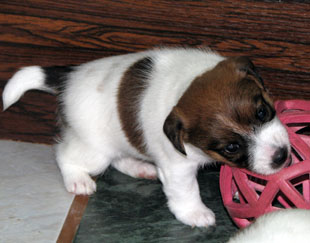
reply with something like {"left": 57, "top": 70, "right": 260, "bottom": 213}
{"left": 220, "top": 100, "right": 310, "bottom": 228}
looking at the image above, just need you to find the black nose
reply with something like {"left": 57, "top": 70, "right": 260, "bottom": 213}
{"left": 272, "top": 147, "right": 288, "bottom": 167}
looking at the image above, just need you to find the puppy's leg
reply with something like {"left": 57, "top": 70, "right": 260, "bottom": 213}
{"left": 56, "top": 130, "right": 111, "bottom": 195}
{"left": 112, "top": 158, "right": 157, "bottom": 180}
{"left": 158, "top": 161, "right": 215, "bottom": 228}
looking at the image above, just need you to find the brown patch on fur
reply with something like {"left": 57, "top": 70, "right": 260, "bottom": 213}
{"left": 163, "top": 107, "right": 189, "bottom": 155}
{"left": 164, "top": 56, "right": 274, "bottom": 167}
{"left": 117, "top": 57, "right": 153, "bottom": 155}
{"left": 206, "top": 150, "right": 236, "bottom": 166}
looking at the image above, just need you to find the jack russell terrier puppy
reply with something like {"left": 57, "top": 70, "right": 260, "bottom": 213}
{"left": 2, "top": 48, "right": 291, "bottom": 227}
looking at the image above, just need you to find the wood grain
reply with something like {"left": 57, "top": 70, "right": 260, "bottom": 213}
{"left": 0, "top": 0, "right": 310, "bottom": 144}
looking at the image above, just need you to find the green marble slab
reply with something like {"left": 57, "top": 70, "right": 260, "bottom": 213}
{"left": 74, "top": 167, "right": 237, "bottom": 243}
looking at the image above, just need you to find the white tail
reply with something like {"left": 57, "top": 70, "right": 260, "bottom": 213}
{"left": 2, "top": 66, "right": 51, "bottom": 111}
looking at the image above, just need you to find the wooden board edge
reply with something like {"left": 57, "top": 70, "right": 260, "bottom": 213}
{"left": 56, "top": 195, "right": 90, "bottom": 243}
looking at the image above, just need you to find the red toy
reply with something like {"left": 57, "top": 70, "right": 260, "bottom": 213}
{"left": 220, "top": 100, "right": 310, "bottom": 228}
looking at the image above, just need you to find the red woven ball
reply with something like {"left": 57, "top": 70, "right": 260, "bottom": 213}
{"left": 220, "top": 100, "right": 310, "bottom": 228}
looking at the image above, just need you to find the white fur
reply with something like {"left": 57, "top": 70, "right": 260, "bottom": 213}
{"left": 2, "top": 48, "right": 290, "bottom": 227}
{"left": 2, "top": 66, "right": 52, "bottom": 110}
{"left": 251, "top": 117, "right": 291, "bottom": 175}
{"left": 138, "top": 49, "right": 224, "bottom": 227}
{"left": 228, "top": 209, "right": 310, "bottom": 243}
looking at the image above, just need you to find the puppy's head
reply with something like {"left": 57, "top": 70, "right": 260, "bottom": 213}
{"left": 164, "top": 57, "right": 291, "bottom": 175}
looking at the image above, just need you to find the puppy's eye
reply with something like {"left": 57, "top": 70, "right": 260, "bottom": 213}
{"left": 257, "top": 106, "right": 267, "bottom": 122}
{"left": 224, "top": 143, "right": 240, "bottom": 154}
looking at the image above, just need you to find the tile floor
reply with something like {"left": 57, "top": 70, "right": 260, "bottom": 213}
{"left": 74, "top": 167, "right": 237, "bottom": 242}
{"left": 0, "top": 139, "right": 237, "bottom": 242}
{"left": 0, "top": 140, "right": 74, "bottom": 242}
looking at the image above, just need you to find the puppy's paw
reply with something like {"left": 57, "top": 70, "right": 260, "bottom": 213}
{"left": 176, "top": 206, "right": 216, "bottom": 228}
{"left": 136, "top": 162, "right": 157, "bottom": 180}
{"left": 64, "top": 172, "right": 96, "bottom": 195}
{"left": 112, "top": 158, "right": 157, "bottom": 180}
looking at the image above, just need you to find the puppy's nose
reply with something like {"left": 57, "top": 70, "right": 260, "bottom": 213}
{"left": 272, "top": 147, "right": 288, "bottom": 167}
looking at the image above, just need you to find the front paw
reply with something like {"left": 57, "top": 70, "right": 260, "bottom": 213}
{"left": 64, "top": 171, "right": 97, "bottom": 195}
{"left": 175, "top": 206, "right": 216, "bottom": 228}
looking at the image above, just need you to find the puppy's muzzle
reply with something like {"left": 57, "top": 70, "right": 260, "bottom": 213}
{"left": 271, "top": 147, "right": 290, "bottom": 169}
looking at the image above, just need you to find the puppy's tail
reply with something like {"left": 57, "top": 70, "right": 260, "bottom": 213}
{"left": 2, "top": 65, "right": 74, "bottom": 111}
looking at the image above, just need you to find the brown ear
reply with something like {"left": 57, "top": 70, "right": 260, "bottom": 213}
{"left": 233, "top": 56, "right": 265, "bottom": 89}
{"left": 163, "top": 107, "right": 187, "bottom": 156}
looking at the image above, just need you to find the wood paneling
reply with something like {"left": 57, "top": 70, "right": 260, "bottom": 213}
{"left": 1, "top": 0, "right": 310, "bottom": 144}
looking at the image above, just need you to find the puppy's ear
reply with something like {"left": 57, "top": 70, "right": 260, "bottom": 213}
{"left": 233, "top": 56, "right": 265, "bottom": 89}
{"left": 163, "top": 107, "right": 187, "bottom": 156}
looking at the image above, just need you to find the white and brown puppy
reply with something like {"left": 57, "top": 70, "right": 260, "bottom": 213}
{"left": 2, "top": 48, "right": 291, "bottom": 227}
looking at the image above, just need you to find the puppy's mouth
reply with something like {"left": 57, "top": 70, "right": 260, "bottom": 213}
{"left": 284, "top": 154, "right": 293, "bottom": 168}
{"left": 247, "top": 147, "right": 292, "bottom": 175}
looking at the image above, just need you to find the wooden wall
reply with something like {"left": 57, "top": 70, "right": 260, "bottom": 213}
{"left": 1, "top": 0, "right": 310, "bottom": 144}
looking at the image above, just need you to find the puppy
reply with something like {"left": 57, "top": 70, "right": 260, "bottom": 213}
{"left": 2, "top": 48, "right": 291, "bottom": 227}
{"left": 228, "top": 209, "right": 310, "bottom": 243}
